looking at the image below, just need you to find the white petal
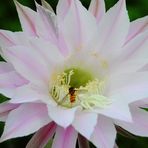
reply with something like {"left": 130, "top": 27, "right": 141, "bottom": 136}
{"left": 89, "top": 0, "right": 105, "bottom": 23}
{"left": 109, "top": 72, "right": 148, "bottom": 104}
{"left": 113, "top": 30, "right": 148, "bottom": 73}
{"left": 8, "top": 84, "right": 48, "bottom": 103}
{"left": 92, "top": 0, "right": 129, "bottom": 62}
{"left": 52, "top": 126, "right": 77, "bottom": 148}
{"left": 35, "top": 2, "right": 57, "bottom": 44}
{"left": 60, "top": 0, "right": 98, "bottom": 52}
{"left": 47, "top": 105, "right": 78, "bottom": 128}
{"left": 108, "top": 72, "right": 148, "bottom": 95}
{"left": 0, "top": 103, "right": 51, "bottom": 142}
{"left": 91, "top": 115, "right": 116, "bottom": 148}
{"left": 0, "top": 62, "right": 14, "bottom": 74}
{"left": 0, "top": 71, "right": 28, "bottom": 89}
{"left": 72, "top": 111, "right": 97, "bottom": 139}
{"left": 115, "top": 102, "right": 148, "bottom": 136}
{"left": 29, "top": 38, "right": 64, "bottom": 65}
{"left": 126, "top": 16, "right": 148, "bottom": 44}
{"left": 0, "top": 30, "right": 17, "bottom": 47}
{"left": 26, "top": 122, "right": 56, "bottom": 148}
{"left": 0, "top": 62, "right": 28, "bottom": 98}
{"left": 41, "top": 0, "right": 54, "bottom": 12}
{"left": 14, "top": 1, "right": 37, "bottom": 36}
{"left": 3, "top": 45, "right": 49, "bottom": 85}
{"left": 0, "top": 101, "right": 19, "bottom": 121}
{"left": 56, "top": 0, "right": 72, "bottom": 22}
{"left": 97, "top": 98, "right": 132, "bottom": 122}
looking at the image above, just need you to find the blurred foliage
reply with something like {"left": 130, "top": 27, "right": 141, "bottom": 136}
{"left": 0, "top": 0, "right": 148, "bottom": 148}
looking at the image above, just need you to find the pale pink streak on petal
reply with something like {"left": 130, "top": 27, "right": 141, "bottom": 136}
{"left": 0, "top": 103, "right": 51, "bottom": 142}
{"left": 0, "top": 62, "right": 14, "bottom": 74}
{"left": 97, "top": 98, "right": 132, "bottom": 122}
{"left": 14, "top": 1, "right": 37, "bottom": 36}
{"left": 108, "top": 72, "right": 148, "bottom": 96}
{"left": 57, "top": 0, "right": 72, "bottom": 22}
{"left": 72, "top": 111, "right": 97, "bottom": 139}
{"left": 29, "top": 38, "right": 64, "bottom": 65}
{"left": 52, "top": 126, "right": 78, "bottom": 148}
{"left": 141, "top": 64, "right": 148, "bottom": 71}
{"left": 118, "top": 30, "right": 148, "bottom": 65}
{"left": 115, "top": 102, "right": 148, "bottom": 137}
{"left": 3, "top": 45, "right": 49, "bottom": 85}
{"left": 60, "top": 0, "right": 97, "bottom": 52}
{"left": 0, "top": 101, "right": 20, "bottom": 121}
{"left": 0, "top": 31, "right": 33, "bottom": 54}
{"left": 125, "top": 16, "right": 148, "bottom": 44}
{"left": 0, "top": 30, "right": 17, "bottom": 47}
{"left": 35, "top": 2, "right": 57, "bottom": 44}
{"left": 92, "top": 0, "right": 129, "bottom": 61}
{"left": 57, "top": 30, "right": 69, "bottom": 56}
{"left": 8, "top": 84, "right": 49, "bottom": 103}
{"left": 109, "top": 72, "right": 148, "bottom": 105}
{"left": 0, "top": 71, "right": 28, "bottom": 89}
{"left": 89, "top": 0, "right": 105, "bottom": 23}
{"left": 0, "top": 62, "right": 29, "bottom": 98}
{"left": 47, "top": 105, "right": 78, "bottom": 128}
{"left": 111, "top": 30, "right": 148, "bottom": 75}
{"left": 91, "top": 115, "right": 116, "bottom": 148}
{"left": 26, "top": 122, "right": 56, "bottom": 148}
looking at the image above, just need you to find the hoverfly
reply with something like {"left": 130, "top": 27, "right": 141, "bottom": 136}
{"left": 58, "top": 87, "right": 78, "bottom": 105}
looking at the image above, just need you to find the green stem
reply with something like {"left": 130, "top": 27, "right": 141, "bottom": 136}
{"left": 78, "top": 134, "right": 90, "bottom": 148}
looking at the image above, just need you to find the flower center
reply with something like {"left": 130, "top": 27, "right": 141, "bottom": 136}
{"left": 50, "top": 68, "right": 111, "bottom": 109}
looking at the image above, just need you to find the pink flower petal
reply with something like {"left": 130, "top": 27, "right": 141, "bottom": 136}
{"left": 114, "top": 30, "right": 148, "bottom": 72}
{"left": 52, "top": 126, "right": 77, "bottom": 148}
{"left": 47, "top": 105, "right": 78, "bottom": 128}
{"left": 0, "top": 103, "right": 51, "bottom": 142}
{"left": 3, "top": 45, "right": 50, "bottom": 85}
{"left": 60, "top": 0, "right": 98, "bottom": 52}
{"left": 109, "top": 72, "right": 148, "bottom": 105}
{"left": 0, "top": 31, "right": 33, "bottom": 51}
{"left": 91, "top": 115, "right": 116, "bottom": 148}
{"left": 0, "top": 101, "right": 19, "bottom": 121}
{"left": 35, "top": 2, "right": 57, "bottom": 44}
{"left": 0, "top": 62, "right": 29, "bottom": 98}
{"left": 97, "top": 98, "right": 132, "bottom": 122}
{"left": 115, "top": 102, "right": 148, "bottom": 136}
{"left": 8, "top": 84, "right": 49, "bottom": 103}
{"left": 26, "top": 122, "right": 56, "bottom": 148}
{"left": 0, "top": 71, "right": 28, "bottom": 89}
{"left": 72, "top": 111, "right": 97, "bottom": 139}
{"left": 126, "top": 16, "right": 148, "bottom": 44}
{"left": 57, "top": 0, "right": 72, "bottom": 22}
{"left": 89, "top": 0, "right": 105, "bottom": 23}
{"left": 14, "top": 1, "right": 37, "bottom": 36}
{"left": 29, "top": 38, "right": 64, "bottom": 65}
{"left": 108, "top": 72, "right": 148, "bottom": 95}
{"left": 0, "top": 30, "right": 17, "bottom": 47}
{"left": 0, "top": 62, "right": 14, "bottom": 74}
{"left": 92, "top": 0, "right": 129, "bottom": 62}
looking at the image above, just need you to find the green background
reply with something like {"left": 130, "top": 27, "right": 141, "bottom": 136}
{"left": 0, "top": 0, "right": 148, "bottom": 147}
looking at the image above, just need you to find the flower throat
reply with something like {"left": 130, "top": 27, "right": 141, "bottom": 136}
{"left": 51, "top": 68, "right": 111, "bottom": 109}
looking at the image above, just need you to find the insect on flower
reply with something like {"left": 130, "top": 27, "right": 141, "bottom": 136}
{"left": 0, "top": 0, "right": 148, "bottom": 148}
{"left": 68, "top": 87, "right": 77, "bottom": 103}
